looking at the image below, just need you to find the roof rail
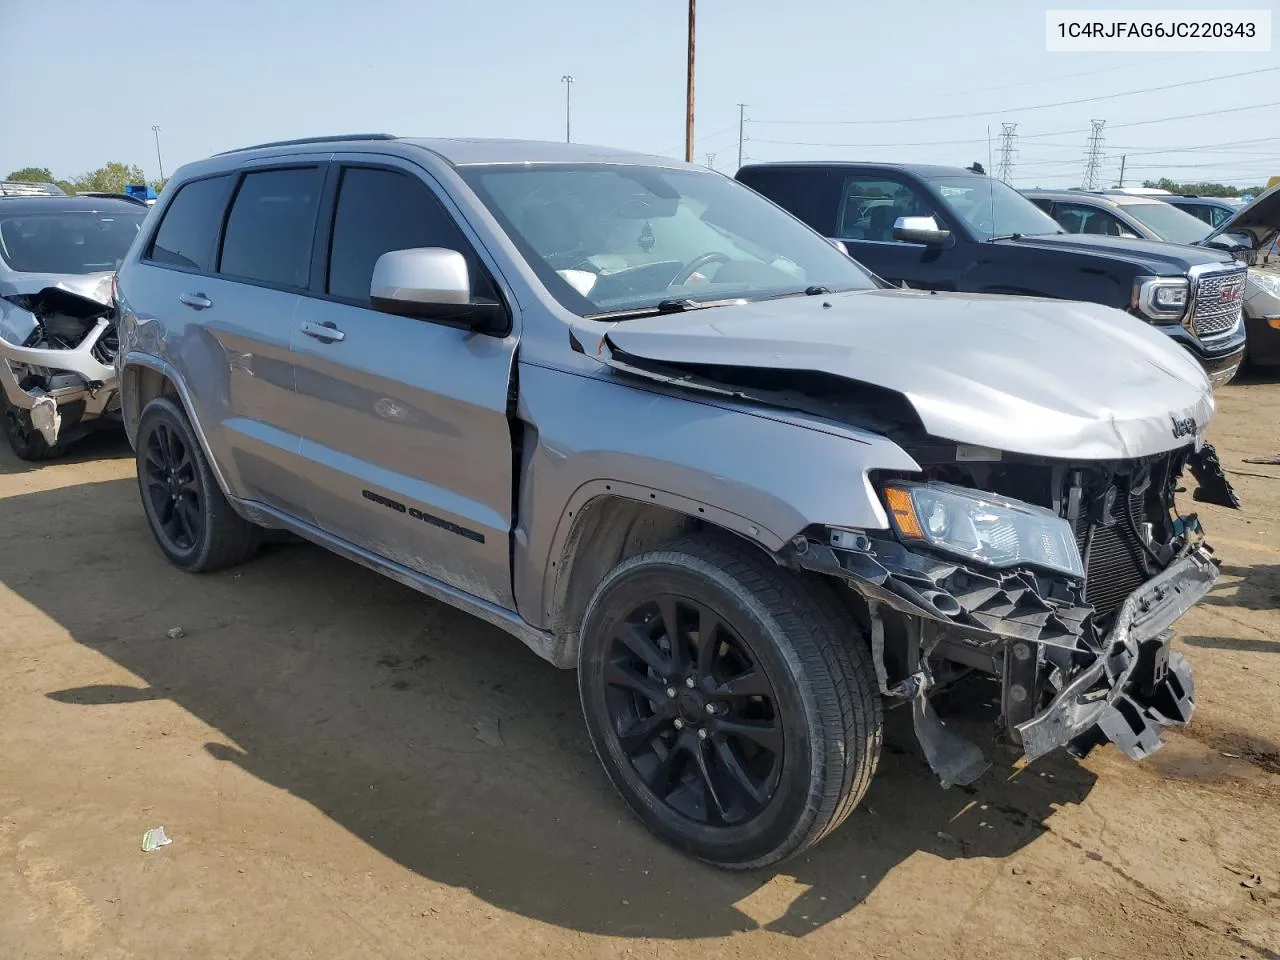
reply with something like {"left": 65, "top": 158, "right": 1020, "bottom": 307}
{"left": 76, "top": 191, "right": 149, "bottom": 206}
{"left": 0, "top": 180, "right": 66, "bottom": 197}
{"left": 214, "top": 133, "right": 398, "bottom": 156}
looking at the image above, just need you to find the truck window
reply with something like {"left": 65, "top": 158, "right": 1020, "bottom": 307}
{"left": 838, "top": 178, "right": 940, "bottom": 242}
{"left": 326, "top": 167, "right": 494, "bottom": 304}
{"left": 218, "top": 167, "right": 324, "bottom": 289}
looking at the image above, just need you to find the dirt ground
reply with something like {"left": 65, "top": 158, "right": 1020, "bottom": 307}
{"left": 2, "top": 375, "right": 1279, "bottom": 960}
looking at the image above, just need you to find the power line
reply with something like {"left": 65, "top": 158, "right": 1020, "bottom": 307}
{"left": 750, "top": 67, "right": 1279, "bottom": 126}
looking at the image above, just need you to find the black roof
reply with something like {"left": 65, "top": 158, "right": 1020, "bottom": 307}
{"left": 737, "top": 161, "right": 983, "bottom": 179}
{"left": 0, "top": 195, "right": 148, "bottom": 215}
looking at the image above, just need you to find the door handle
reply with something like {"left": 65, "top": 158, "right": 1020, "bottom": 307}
{"left": 300, "top": 320, "right": 345, "bottom": 343}
{"left": 179, "top": 292, "right": 212, "bottom": 310}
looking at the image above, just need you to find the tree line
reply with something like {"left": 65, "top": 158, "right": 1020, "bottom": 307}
{"left": 1141, "top": 178, "right": 1265, "bottom": 198}
{"left": 6, "top": 164, "right": 167, "bottom": 196}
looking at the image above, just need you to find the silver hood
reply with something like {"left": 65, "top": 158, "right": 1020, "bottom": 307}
{"left": 0, "top": 271, "right": 113, "bottom": 305}
{"left": 596, "top": 288, "right": 1214, "bottom": 460}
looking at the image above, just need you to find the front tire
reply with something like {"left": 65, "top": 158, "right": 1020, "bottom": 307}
{"left": 2, "top": 395, "right": 64, "bottom": 461}
{"left": 135, "top": 397, "right": 261, "bottom": 572}
{"left": 578, "top": 535, "right": 882, "bottom": 869}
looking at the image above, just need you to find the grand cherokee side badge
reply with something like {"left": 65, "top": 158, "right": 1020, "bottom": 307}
{"left": 1171, "top": 415, "right": 1198, "bottom": 438}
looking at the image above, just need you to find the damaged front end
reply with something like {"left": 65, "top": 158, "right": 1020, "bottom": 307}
{"left": 0, "top": 280, "right": 121, "bottom": 457}
{"left": 792, "top": 443, "right": 1237, "bottom": 785}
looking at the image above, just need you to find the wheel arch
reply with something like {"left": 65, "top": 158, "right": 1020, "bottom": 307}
{"left": 121, "top": 353, "right": 234, "bottom": 499}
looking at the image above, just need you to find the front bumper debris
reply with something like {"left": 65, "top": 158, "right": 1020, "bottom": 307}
{"left": 1016, "top": 547, "right": 1216, "bottom": 762}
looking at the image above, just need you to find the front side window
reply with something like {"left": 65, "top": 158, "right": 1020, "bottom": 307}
{"left": 1117, "top": 201, "right": 1212, "bottom": 245}
{"left": 460, "top": 163, "right": 876, "bottom": 317}
{"left": 837, "top": 178, "right": 940, "bottom": 242}
{"left": 147, "top": 176, "right": 232, "bottom": 272}
{"left": 218, "top": 167, "right": 323, "bottom": 288}
{"left": 327, "top": 167, "right": 493, "bottom": 303}
{"left": 927, "top": 175, "right": 1063, "bottom": 240}
{"left": 0, "top": 209, "right": 146, "bottom": 274}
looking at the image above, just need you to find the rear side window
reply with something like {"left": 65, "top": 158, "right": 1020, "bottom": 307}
{"left": 326, "top": 166, "right": 494, "bottom": 303}
{"left": 736, "top": 168, "right": 841, "bottom": 236}
{"left": 147, "top": 176, "right": 232, "bottom": 271}
{"left": 218, "top": 167, "right": 324, "bottom": 288}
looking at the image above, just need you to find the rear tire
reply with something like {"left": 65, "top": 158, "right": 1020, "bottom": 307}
{"left": 577, "top": 534, "right": 882, "bottom": 869}
{"left": 2, "top": 395, "right": 65, "bottom": 461}
{"left": 135, "top": 397, "right": 261, "bottom": 572}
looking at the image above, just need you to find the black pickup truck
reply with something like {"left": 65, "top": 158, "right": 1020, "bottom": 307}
{"left": 735, "top": 162, "right": 1247, "bottom": 386}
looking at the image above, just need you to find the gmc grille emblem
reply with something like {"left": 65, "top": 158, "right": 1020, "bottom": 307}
{"left": 1218, "top": 279, "right": 1244, "bottom": 305}
{"left": 1171, "top": 415, "right": 1198, "bottom": 439}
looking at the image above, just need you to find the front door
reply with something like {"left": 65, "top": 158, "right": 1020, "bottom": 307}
{"left": 290, "top": 159, "right": 518, "bottom": 608}
{"left": 835, "top": 175, "right": 958, "bottom": 289}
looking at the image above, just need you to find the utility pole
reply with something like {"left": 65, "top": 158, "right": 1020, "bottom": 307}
{"left": 151, "top": 125, "right": 164, "bottom": 182}
{"left": 996, "top": 122, "right": 1017, "bottom": 184}
{"left": 1082, "top": 119, "right": 1106, "bottom": 191}
{"left": 737, "top": 103, "right": 747, "bottom": 171}
{"left": 1118, "top": 154, "right": 1127, "bottom": 187}
{"left": 560, "top": 76, "right": 575, "bottom": 143}
{"left": 685, "top": 0, "right": 696, "bottom": 162}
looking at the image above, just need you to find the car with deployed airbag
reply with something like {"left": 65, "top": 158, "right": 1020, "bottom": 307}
{"left": 113, "top": 136, "right": 1238, "bottom": 869}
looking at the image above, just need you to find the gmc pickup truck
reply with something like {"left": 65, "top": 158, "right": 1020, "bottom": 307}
{"left": 735, "top": 162, "right": 1247, "bottom": 387}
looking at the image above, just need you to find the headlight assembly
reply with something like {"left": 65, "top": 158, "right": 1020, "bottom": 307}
{"left": 881, "top": 481, "right": 1084, "bottom": 579}
{"left": 1131, "top": 276, "right": 1189, "bottom": 322}
{"left": 1248, "top": 269, "right": 1280, "bottom": 298}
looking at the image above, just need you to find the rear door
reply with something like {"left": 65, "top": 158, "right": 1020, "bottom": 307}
{"left": 130, "top": 163, "right": 323, "bottom": 517}
{"left": 290, "top": 157, "right": 518, "bottom": 607}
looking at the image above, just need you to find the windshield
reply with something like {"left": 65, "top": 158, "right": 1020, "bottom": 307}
{"left": 1118, "top": 202, "right": 1213, "bottom": 245}
{"left": 927, "top": 176, "right": 1064, "bottom": 240}
{"left": 0, "top": 210, "right": 146, "bottom": 275}
{"left": 460, "top": 164, "right": 876, "bottom": 317}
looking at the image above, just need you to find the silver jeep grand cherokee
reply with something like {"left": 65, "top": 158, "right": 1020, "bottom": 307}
{"left": 113, "top": 135, "right": 1239, "bottom": 869}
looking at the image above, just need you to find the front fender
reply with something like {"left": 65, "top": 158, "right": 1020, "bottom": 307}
{"left": 512, "top": 362, "right": 920, "bottom": 630}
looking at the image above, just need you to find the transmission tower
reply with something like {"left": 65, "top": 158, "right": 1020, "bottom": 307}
{"left": 996, "top": 123, "right": 1018, "bottom": 183}
{"left": 1082, "top": 119, "right": 1106, "bottom": 190}
{"left": 706, "top": 152, "right": 716, "bottom": 170}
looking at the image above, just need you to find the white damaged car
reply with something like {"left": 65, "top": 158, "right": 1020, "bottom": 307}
{"left": 0, "top": 193, "right": 148, "bottom": 459}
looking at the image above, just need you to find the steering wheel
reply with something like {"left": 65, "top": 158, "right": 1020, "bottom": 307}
{"left": 671, "top": 252, "right": 732, "bottom": 286}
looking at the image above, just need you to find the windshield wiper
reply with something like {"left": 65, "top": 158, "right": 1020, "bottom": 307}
{"left": 586, "top": 296, "right": 748, "bottom": 321}
{"left": 988, "top": 233, "right": 1023, "bottom": 242}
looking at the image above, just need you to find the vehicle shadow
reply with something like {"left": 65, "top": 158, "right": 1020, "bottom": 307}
{"left": 6, "top": 477, "right": 1096, "bottom": 940}
{"left": 0, "top": 427, "right": 131, "bottom": 475}
{"left": 1199, "top": 563, "right": 1280, "bottom": 613}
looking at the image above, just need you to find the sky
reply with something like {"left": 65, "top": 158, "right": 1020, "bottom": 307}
{"left": 2, "top": 0, "right": 1277, "bottom": 190}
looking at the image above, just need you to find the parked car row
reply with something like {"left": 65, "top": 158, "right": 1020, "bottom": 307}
{"left": 733, "top": 162, "right": 1276, "bottom": 383}
{"left": 0, "top": 138, "right": 1253, "bottom": 869}
{"left": 1024, "top": 187, "right": 1280, "bottom": 368}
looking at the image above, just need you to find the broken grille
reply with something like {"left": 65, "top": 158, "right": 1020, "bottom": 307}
{"left": 1190, "top": 269, "right": 1246, "bottom": 339}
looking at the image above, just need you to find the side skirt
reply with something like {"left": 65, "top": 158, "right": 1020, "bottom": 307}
{"left": 231, "top": 497, "right": 562, "bottom": 667}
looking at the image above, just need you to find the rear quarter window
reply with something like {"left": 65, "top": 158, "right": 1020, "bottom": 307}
{"left": 146, "top": 176, "right": 233, "bottom": 272}
{"left": 735, "top": 168, "right": 840, "bottom": 236}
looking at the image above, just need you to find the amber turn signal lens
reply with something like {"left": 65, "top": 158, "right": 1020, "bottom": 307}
{"left": 1268, "top": 317, "right": 1280, "bottom": 330}
{"left": 883, "top": 486, "right": 925, "bottom": 540}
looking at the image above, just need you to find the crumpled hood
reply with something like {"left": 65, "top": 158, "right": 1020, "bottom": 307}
{"left": 0, "top": 271, "right": 113, "bottom": 305}
{"left": 597, "top": 288, "right": 1215, "bottom": 460}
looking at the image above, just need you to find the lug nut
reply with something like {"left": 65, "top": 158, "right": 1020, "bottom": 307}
{"left": 705, "top": 703, "right": 717, "bottom": 715}
{"left": 673, "top": 718, "right": 684, "bottom": 730}
{"left": 666, "top": 687, "right": 677, "bottom": 699}
{"left": 697, "top": 728, "right": 708, "bottom": 741}
{"left": 685, "top": 677, "right": 696, "bottom": 689}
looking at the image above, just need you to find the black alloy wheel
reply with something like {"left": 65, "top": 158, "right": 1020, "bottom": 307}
{"left": 142, "top": 419, "right": 202, "bottom": 554}
{"left": 603, "top": 595, "right": 782, "bottom": 827}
